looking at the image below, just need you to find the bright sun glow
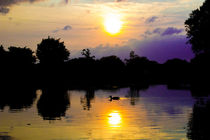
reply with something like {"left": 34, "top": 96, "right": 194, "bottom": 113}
{"left": 104, "top": 13, "right": 123, "bottom": 35}
{"left": 108, "top": 112, "right": 121, "bottom": 126}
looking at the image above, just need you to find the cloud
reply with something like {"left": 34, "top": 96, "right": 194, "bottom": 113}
{"left": 53, "top": 25, "right": 72, "bottom": 33}
{"left": 161, "top": 27, "right": 184, "bottom": 36}
{"left": 0, "top": 0, "right": 43, "bottom": 14}
{"left": 0, "top": 0, "right": 43, "bottom": 7}
{"left": 144, "top": 27, "right": 184, "bottom": 38}
{"left": 145, "top": 16, "right": 158, "bottom": 23}
{"left": 63, "top": 25, "right": 72, "bottom": 31}
{"left": 0, "top": 0, "right": 68, "bottom": 14}
{"left": 0, "top": 7, "right": 9, "bottom": 14}
{"left": 153, "top": 28, "right": 162, "bottom": 34}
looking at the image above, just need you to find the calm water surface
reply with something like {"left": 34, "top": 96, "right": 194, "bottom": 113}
{"left": 0, "top": 85, "right": 208, "bottom": 140}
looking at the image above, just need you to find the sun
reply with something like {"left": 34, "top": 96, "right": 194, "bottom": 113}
{"left": 104, "top": 13, "right": 123, "bottom": 35}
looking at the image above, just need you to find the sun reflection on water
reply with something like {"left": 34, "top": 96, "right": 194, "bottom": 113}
{"left": 108, "top": 111, "right": 122, "bottom": 127}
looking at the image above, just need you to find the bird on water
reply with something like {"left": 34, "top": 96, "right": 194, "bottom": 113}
{"left": 109, "top": 96, "right": 120, "bottom": 101}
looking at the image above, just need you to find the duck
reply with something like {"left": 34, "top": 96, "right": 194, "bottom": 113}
{"left": 109, "top": 96, "right": 120, "bottom": 100}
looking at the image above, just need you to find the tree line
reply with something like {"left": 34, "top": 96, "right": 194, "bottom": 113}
{"left": 0, "top": 36, "right": 191, "bottom": 66}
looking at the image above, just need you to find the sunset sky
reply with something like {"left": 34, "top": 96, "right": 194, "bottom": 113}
{"left": 0, "top": 0, "right": 204, "bottom": 62}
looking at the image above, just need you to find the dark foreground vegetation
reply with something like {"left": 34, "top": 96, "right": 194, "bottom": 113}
{"left": 0, "top": 0, "right": 210, "bottom": 95}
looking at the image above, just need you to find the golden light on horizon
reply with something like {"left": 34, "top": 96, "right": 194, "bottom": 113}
{"left": 108, "top": 111, "right": 122, "bottom": 127}
{"left": 104, "top": 13, "right": 123, "bottom": 35}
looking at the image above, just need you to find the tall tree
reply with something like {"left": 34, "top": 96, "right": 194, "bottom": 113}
{"left": 36, "top": 37, "right": 70, "bottom": 64}
{"left": 185, "top": 0, "right": 210, "bottom": 54}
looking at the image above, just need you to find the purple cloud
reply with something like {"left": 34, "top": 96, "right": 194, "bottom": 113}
{"left": 53, "top": 25, "right": 72, "bottom": 33}
{"left": 143, "top": 27, "right": 184, "bottom": 38}
{"left": 0, "top": 7, "right": 9, "bottom": 14}
{"left": 153, "top": 28, "right": 162, "bottom": 34}
{"left": 0, "top": 0, "right": 68, "bottom": 14}
{"left": 63, "top": 25, "right": 72, "bottom": 31}
{"left": 161, "top": 27, "right": 184, "bottom": 36}
{"left": 145, "top": 16, "right": 158, "bottom": 23}
{"left": 0, "top": 0, "right": 44, "bottom": 14}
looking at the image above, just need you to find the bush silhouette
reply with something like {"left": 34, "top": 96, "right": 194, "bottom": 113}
{"left": 36, "top": 37, "right": 70, "bottom": 64}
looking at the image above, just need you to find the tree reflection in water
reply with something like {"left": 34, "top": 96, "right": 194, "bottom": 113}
{"left": 125, "top": 87, "right": 140, "bottom": 106}
{"left": 187, "top": 97, "right": 210, "bottom": 140}
{"left": 80, "top": 88, "right": 95, "bottom": 110}
{"left": 37, "top": 88, "right": 70, "bottom": 120}
{"left": 0, "top": 87, "right": 36, "bottom": 112}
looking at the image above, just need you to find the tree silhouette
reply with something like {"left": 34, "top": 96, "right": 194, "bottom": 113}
{"left": 81, "top": 48, "right": 95, "bottom": 59}
{"left": 185, "top": 0, "right": 210, "bottom": 54}
{"left": 124, "top": 51, "right": 158, "bottom": 82}
{"left": 191, "top": 52, "right": 210, "bottom": 64}
{"left": 0, "top": 45, "right": 6, "bottom": 54}
{"left": 0, "top": 45, "right": 7, "bottom": 64}
{"left": 98, "top": 55, "right": 125, "bottom": 81}
{"left": 8, "top": 46, "right": 36, "bottom": 65}
{"left": 0, "top": 45, "right": 36, "bottom": 65}
{"left": 125, "top": 51, "right": 157, "bottom": 66}
{"left": 99, "top": 55, "right": 124, "bottom": 69}
{"left": 164, "top": 58, "right": 189, "bottom": 65}
{"left": 36, "top": 37, "right": 70, "bottom": 64}
{"left": 129, "top": 50, "right": 139, "bottom": 59}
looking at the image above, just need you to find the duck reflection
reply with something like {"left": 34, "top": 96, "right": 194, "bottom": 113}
{"left": 108, "top": 111, "right": 122, "bottom": 127}
{"left": 0, "top": 87, "right": 36, "bottom": 112}
{"left": 80, "top": 88, "right": 95, "bottom": 110}
{"left": 37, "top": 88, "right": 70, "bottom": 120}
{"left": 125, "top": 87, "right": 140, "bottom": 105}
{"left": 187, "top": 97, "right": 210, "bottom": 140}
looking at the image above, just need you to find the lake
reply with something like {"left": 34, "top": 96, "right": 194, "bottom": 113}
{"left": 0, "top": 85, "right": 209, "bottom": 140}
